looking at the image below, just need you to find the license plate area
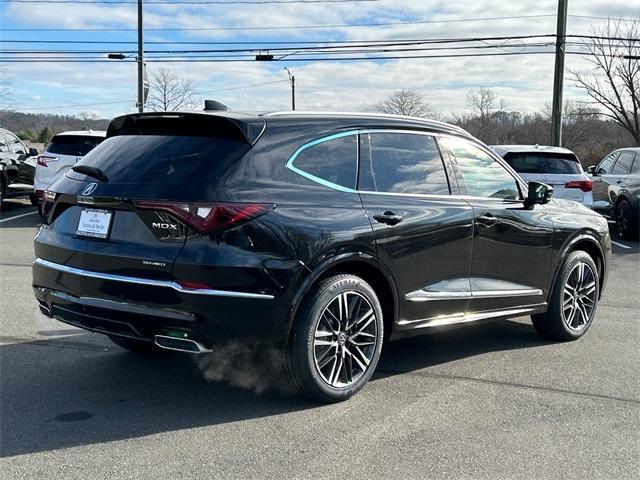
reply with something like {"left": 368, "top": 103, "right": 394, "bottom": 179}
{"left": 76, "top": 208, "right": 113, "bottom": 239}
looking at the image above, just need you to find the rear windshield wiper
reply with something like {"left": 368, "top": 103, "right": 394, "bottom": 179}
{"left": 71, "top": 165, "right": 108, "bottom": 182}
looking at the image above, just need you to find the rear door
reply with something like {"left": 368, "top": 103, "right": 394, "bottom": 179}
{"left": 440, "top": 136, "right": 553, "bottom": 313}
{"left": 357, "top": 130, "right": 474, "bottom": 327}
{"left": 591, "top": 152, "right": 619, "bottom": 215}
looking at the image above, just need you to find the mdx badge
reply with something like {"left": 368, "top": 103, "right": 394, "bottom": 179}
{"left": 152, "top": 222, "right": 178, "bottom": 230}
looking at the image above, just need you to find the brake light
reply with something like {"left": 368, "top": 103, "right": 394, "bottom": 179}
{"left": 134, "top": 201, "right": 274, "bottom": 233}
{"left": 37, "top": 155, "right": 58, "bottom": 167}
{"left": 564, "top": 180, "right": 592, "bottom": 192}
{"left": 44, "top": 190, "right": 56, "bottom": 203}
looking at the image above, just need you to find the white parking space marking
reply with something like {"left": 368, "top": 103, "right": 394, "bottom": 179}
{"left": 611, "top": 241, "right": 632, "bottom": 250}
{"left": 0, "top": 210, "right": 38, "bottom": 224}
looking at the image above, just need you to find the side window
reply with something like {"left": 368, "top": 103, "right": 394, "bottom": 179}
{"left": 611, "top": 152, "right": 634, "bottom": 175}
{"left": 5, "top": 133, "right": 26, "bottom": 155}
{"left": 290, "top": 134, "right": 357, "bottom": 190}
{"left": 359, "top": 132, "right": 450, "bottom": 195}
{"left": 441, "top": 137, "right": 520, "bottom": 200}
{"left": 0, "top": 134, "right": 9, "bottom": 153}
{"left": 631, "top": 154, "right": 640, "bottom": 174}
{"left": 596, "top": 153, "right": 618, "bottom": 174}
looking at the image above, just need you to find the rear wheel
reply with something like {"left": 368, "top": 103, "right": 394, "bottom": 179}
{"left": 615, "top": 199, "right": 639, "bottom": 241}
{"left": 108, "top": 335, "right": 166, "bottom": 354}
{"left": 531, "top": 251, "right": 599, "bottom": 341}
{"left": 288, "top": 274, "right": 384, "bottom": 403}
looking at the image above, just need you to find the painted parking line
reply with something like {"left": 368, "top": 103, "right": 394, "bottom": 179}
{"left": 611, "top": 240, "right": 632, "bottom": 250}
{"left": 0, "top": 210, "right": 38, "bottom": 224}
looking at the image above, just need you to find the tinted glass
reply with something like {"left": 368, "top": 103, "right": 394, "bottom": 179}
{"left": 632, "top": 155, "right": 640, "bottom": 174}
{"left": 48, "top": 135, "right": 104, "bottom": 156}
{"left": 359, "top": 132, "right": 449, "bottom": 195}
{"left": 612, "top": 152, "right": 635, "bottom": 175}
{"left": 78, "top": 135, "right": 250, "bottom": 186}
{"left": 596, "top": 154, "right": 617, "bottom": 174}
{"left": 503, "top": 152, "right": 581, "bottom": 174}
{"left": 292, "top": 135, "right": 357, "bottom": 189}
{"left": 442, "top": 137, "right": 520, "bottom": 199}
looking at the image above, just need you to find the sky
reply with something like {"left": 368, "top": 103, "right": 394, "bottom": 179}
{"left": 0, "top": 0, "right": 638, "bottom": 119}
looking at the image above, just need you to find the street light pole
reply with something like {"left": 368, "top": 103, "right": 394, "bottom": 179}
{"left": 137, "top": 0, "right": 144, "bottom": 113}
{"left": 551, "top": 0, "right": 568, "bottom": 146}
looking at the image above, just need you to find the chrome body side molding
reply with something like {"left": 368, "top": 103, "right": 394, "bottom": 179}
{"left": 397, "top": 304, "right": 544, "bottom": 329}
{"left": 33, "top": 258, "right": 275, "bottom": 300}
{"left": 405, "top": 277, "right": 544, "bottom": 302}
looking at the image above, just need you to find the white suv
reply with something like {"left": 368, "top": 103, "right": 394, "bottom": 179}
{"left": 34, "top": 130, "right": 105, "bottom": 203}
{"left": 491, "top": 145, "right": 593, "bottom": 208}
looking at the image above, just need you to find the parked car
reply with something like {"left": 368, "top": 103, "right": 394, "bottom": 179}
{"left": 34, "top": 130, "right": 106, "bottom": 206}
{"left": 33, "top": 111, "right": 610, "bottom": 402}
{"left": 588, "top": 147, "right": 640, "bottom": 240}
{"left": 0, "top": 127, "right": 39, "bottom": 210}
{"left": 491, "top": 145, "right": 593, "bottom": 208}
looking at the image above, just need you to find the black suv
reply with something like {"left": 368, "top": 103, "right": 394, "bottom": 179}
{"left": 33, "top": 112, "right": 610, "bottom": 402}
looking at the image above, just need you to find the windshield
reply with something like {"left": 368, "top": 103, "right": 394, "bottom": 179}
{"left": 503, "top": 152, "right": 582, "bottom": 174}
{"left": 47, "top": 135, "right": 104, "bottom": 156}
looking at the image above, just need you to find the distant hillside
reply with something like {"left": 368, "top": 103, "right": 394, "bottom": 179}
{"left": 0, "top": 110, "right": 110, "bottom": 141}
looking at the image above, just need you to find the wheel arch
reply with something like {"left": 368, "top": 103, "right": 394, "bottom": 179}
{"left": 286, "top": 253, "right": 398, "bottom": 342}
{"left": 552, "top": 234, "right": 606, "bottom": 299}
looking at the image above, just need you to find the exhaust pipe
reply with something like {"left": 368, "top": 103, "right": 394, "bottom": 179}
{"left": 154, "top": 335, "right": 212, "bottom": 354}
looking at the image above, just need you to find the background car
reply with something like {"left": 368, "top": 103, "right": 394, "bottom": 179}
{"left": 492, "top": 145, "right": 593, "bottom": 208}
{"left": 588, "top": 148, "right": 640, "bottom": 240}
{"left": 0, "top": 127, "right": 39, "bottom": 211}
{"left": 34, "top": 130, "right": 106, "bottom": 206}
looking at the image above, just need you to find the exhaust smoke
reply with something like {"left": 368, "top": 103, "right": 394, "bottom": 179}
{"left": 198, "top": 341, "right": 290, "bottom": 395}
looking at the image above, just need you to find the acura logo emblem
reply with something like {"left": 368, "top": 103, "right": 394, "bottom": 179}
{"left": 82, "top": 183, "right": 98, "bottom": 196}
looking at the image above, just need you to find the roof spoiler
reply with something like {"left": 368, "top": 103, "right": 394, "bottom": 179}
{"left": 106, "top": 112, "right": 265, "bottom": 145}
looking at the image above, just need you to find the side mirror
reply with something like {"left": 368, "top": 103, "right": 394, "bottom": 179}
{"left": 525, "top": 181, "right": 553, "bottom": 209}
{"left": 586, "top": 165, "right": 596, "bottom": 175}
{"left": 28, "top": 147, "right": 39, "bottom": 156}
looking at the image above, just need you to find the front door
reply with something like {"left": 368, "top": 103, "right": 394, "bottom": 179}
{"left": 439, "top": 136, "right": 554, "bottom": 314}
{"left": 357, "top": 130, "right": 474, "bottom": 328}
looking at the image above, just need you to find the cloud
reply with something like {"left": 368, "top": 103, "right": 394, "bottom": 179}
{"left": 2, "top": 0, "right": 636, "bottom": 117}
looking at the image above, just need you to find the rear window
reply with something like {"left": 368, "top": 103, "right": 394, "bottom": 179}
{"left": 47, "top": 135, "right": 104, "bottom": 156}
{"left": 77, "top": 135, "right": 250, "bottom": 186}
{"left": 503, "top": 152, "right": 582, "bottom": 174}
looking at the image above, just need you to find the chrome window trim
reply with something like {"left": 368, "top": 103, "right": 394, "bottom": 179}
{"left": 33, "top": 258, "right": 275, "bottom": 300}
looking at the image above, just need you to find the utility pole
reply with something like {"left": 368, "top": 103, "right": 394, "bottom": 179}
{"left": 137, "top": 0, "right": 144, "bottom": 113}
{"left": 551, "top": 0, "right": 568, "bottom": 146}
{"left": 285, "top": 68, "right": 295, "bottom": 110}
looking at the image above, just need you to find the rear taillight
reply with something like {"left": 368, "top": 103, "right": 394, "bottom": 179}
{"left": 564, "top": 180, "right": 592, "bottom": 192}
{"left": 43, "top": 190, "right": 56, "bottom": 203}
{"left": 134, "top": 201, "right": 274, "bottom": 234}
{"left": 37, "top": 155, "right": 58, "bottom": 167}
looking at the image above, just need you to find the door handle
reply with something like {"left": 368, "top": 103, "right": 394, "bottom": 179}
{"left": 476, "top": 214, "right": 498, "bottom": 227}
{"left": 372, "top": 211, "right": 404, "bottom": 226}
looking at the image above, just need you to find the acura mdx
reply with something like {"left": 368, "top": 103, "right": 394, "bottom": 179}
{"left": 33, "top": 111, "right": 611, "bottom": 402}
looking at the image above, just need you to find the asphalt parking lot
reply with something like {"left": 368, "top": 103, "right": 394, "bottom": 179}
{"left": 1, "top": 198, "right": 639, "bottom": 479}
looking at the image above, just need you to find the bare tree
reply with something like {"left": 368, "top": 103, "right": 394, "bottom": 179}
{"left": 376, "top": 89, "right": 435, "bottom": 117}
{"left": 146, "top": 68, "right": 197, "bottom": 112}
{"left": 466, "top": 88, "right": 508, "bottom": 140}
{"left": 570, "top": 17, "right": 640, "bottom": 145}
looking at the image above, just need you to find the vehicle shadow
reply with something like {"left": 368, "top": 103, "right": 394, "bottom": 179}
{"left": 0, "top": 201, "right": 40, "bottom": 229}
{"left": 1, "top": 319, "right": 548, "bottom": 458}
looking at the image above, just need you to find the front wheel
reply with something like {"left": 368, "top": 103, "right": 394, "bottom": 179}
{"left": 531, "top": 251, "right": 599, "bottom": 341}
{"left": 288, "top": 274, "right": 384, "bottom": 403}
{"left": 615, "top": 199, "right": 639, "bottom": 241}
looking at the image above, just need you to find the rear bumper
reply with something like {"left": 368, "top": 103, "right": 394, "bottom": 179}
{"left": 33, "top": 258, "right": 294, "bottom": 348}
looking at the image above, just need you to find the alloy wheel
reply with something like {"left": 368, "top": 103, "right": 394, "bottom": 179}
{"left": 562, "top": 262, "right": 597, "bottom": 331}
{"left": 616, "top": 202, "right": 630, "bottom": 237}
{"left": 313, "top": 291, "right": 378, "bottom": 388}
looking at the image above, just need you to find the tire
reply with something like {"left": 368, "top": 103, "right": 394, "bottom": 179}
{"left": 531, "top": 251, "right": 599, "bottom": 341}
{"left": 615, "top": 199, "right": 639, "bottom": 241}
{"left": 108, "top": 335, "right": 166, "bottom": 354}
{"left": 287, "top": 274, "right": 384, "bottom": 403}
{"left": 0, "top": 182, "right": 4, "bottom": 213}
